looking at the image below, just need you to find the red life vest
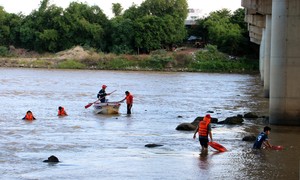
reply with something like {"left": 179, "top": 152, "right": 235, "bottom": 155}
{"left": 25, "top": 114, "right": 34, "bottom": 120}
{"left": 126, "top": 93, "right": 133, "bottom": 104}
{"left": 198, "top": 117, "right": 211, "bottom": 137}
{"left": 58, "top": 107, "right": 67, "bottom": 116}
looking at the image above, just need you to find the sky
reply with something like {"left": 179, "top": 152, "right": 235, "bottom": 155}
{"left": 0, "top": 0, "right": 242, "bottom": 18}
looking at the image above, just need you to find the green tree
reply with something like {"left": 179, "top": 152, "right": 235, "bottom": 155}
{"left": 230, "top": 8, "right": 247, "bottom": 31}
{"left": 192, "top": 17, "right": 209, "bottom": 43}
{"left": 134, "top": 16, "right": 164, "bottom": 53}
{"left": 112, "top": 3, "right": 123, "bottom": 17}
{"left": 191, "top": 8, "right": 257, "bottom": 56}
{"left": 160, "top": 15, "right": 186, "bottom": 49}
{"left": 203, "top": 9, "right": 243, "bottom": 55}
{"left": 231, "top": 8, "right": 259, "bottom": 56}
{"left": 19, "top": 0, "right": 64, "bottom": 52}
{"left": 0, "top": 7, "right": 10, "bottom": 46}
{"left": 127, "top": 0, "right": 188, "bottom": 53}
{"left": 5, "top": 13, "right": 23, "bottom": 47}
{"left": 0, "top": 7, "right": 20, "bottom": 47}
{"left": 123, "top": 4, "right": 144, "bottom": 20}
{"left": 63, "top": 2, "right": 110, "bottom": 51}
{"left": 17, "top": 0, "right": 110, "bottom": 52}
{"left": 110, "top": 17, "right": 135, "bottom": 54}
{"left": 139, "top": 0, "right": 188, "bottom": 20}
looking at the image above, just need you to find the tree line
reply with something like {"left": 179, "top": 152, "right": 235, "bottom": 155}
{"left": 0, "top": 0, "right": 257, "bottom": 57}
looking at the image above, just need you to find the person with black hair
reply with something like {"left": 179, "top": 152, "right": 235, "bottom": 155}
{"left": 22, "top": 110, "right": 36, "bottom": 121}
{"left": 120, "top": 91, "right": 133, "bottom": 114}
{"left": 253, "top": 126, "right": 272, "bottom": 149}
{"left": 58, "top": 106, "right": 68, "bottom": 116}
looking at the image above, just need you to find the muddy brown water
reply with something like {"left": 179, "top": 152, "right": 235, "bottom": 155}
{"left": 0, "top": 68, "right": 299, "bottom": 179}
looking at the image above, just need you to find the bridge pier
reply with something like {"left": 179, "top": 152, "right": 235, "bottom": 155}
{"left": 269, "top": 0, "right": 300, "bottom": 125}
{"left": 243, "top": 0, "right": 300, "bottom": 125}
{"left": 260, "top": 29, "right": 265, "bottom": 82}
{"left": 263, "top": 15, "right": 271, "bottom": 98}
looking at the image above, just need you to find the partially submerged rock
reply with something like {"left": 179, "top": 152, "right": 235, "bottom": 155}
{"left": 243, "top": 112, "right": 259, "bottom": 119}
{"left": 176, "top": 123, "right": 196, "bottom": 131}
{"left": 242, "top": 135, "right": 256, "bottom": 141}
{"left": 145, "top": 144, "right": 163, "bottom": 148}
{"left": 176, "top": 116, "right": 218, "bottom": 131}
{"left": 191, "top": 116, "right": 218, "bottom": 126}
{"left": 218, "top": 116, "right": 244, "bottom": 125}
{"left": 43, "top": 155, "right": 59, "bottom": 163}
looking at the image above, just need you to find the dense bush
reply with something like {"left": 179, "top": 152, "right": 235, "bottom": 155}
{"left": 57, "top": 59, "right": 86, "bottom": 69}
{"left": 189, "top": 44, "right": 258, "bottom": 72}
{"left": 31, "top": 59, "right": 52, "bottom": 68}
{"left": 97, "top": 58, "right": 137, "bottom": 70}
{"left": 0, "top": 46, "right": 9, "bottom": 56}
{"left": 172, "top": 53, "right": 193, "bottom": 67}
{"left": 139, "top": 55, "right": 173, "bottom": 70}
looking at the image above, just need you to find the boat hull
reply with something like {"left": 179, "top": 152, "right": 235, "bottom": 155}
{"left": 93, "top": 102, "right": 121, "bottom": 114}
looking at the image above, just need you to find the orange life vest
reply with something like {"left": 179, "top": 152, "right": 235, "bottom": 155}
{"left": 25, "top": 114, "right": 34, "bottom": 120}
{"left": 58, "top": 108, "right": 67, "bottom": 116}
{"left": 126, "top": 94, "right": 133, "bottom": 104}
{"left": 198, "top": 117, "right": 211, "bottom": 137}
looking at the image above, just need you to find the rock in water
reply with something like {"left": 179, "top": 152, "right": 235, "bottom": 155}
{"left": 145, "top": 144, "right": 163, "bottom": 148}
{"left": 242, "top": 135, "right": 256, "bottom": 141}
{"left": 43, "top": 155, "right": 59, "bottom": 163}
{"left": 176, "top": 123, "right": 196, "bottom": 131}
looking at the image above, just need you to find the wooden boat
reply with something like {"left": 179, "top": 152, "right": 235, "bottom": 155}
{"left": 93, "top": 102, "right": 121, "bottom": 114}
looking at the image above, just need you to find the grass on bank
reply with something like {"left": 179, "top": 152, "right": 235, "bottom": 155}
{"left": 189, "top": 44, "right": 258, "bottom": 73}
{"left": 0, "top": 45, "right": 259, "bottom": 73}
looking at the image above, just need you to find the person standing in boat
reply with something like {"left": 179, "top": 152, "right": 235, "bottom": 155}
{"left": 97, "top": 85, "right": 111, "bottom": 103}
{"left": 22, "top": 110, "right": 36, "bottom": 120}
{"left": 193, "top": 114, "right": 213, "bottom": 155}
{"left": 58, "top": 106, "right": 68, "bottom": 116}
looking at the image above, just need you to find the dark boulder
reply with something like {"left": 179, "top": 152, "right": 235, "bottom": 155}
{"left": 237, "top": 114, "right": 243, "bottom": 118}
{"left": 176, "top": 123, "right": 196, "bottom": 131}
{"left": 176, "top": 116, "right": 218, "bottom": 131}
{"left": 218, "top": 116, "right": 244, "bottom": 125}
{"left": 242, "top": 135, "right": 256, "bottom": 142}
{"left": 145, "top": 144, "right": 163, "bottom": 148}
{"left": 43, "top": 155, "right": 59, "bottom": 163}
{"left": 244, "top": 112, "right": 258, "bottom": 119}
{"left": 191, "top": 116, "right": 218, "bottom": 126}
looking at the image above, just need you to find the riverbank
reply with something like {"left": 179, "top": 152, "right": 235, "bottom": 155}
{"left": 0, "top": 46, "right": 259, "bottom": 73}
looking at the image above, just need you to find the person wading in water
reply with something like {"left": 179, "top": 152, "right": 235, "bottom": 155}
{"left": 22, "top": 110, "right": 36, "bottom": 121}
{"left": 193, "top": 114, "right": 213, "bottom": 155}
{"left": 121, "top": 91, "right": 133, "bottom": 114}
{"left": 58, "top": 106, "right": 68, "bottom": 116}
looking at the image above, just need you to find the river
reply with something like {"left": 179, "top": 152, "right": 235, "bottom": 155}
{"left": 0, "top": 68, "right": 299, "bottom": 180}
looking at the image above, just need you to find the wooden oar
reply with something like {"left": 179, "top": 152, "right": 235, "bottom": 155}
{"left": 84, "top": 90, "right": 117, "bottom": 109}
{"left": 108, "top": 90, "right": 117, "bottom": 95}
{"left": 84, "top": 99, "right": 99, "bottom": 109}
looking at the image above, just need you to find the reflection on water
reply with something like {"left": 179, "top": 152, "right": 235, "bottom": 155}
{"left": 0, "top": 68, "right": 299, "bottom": 180}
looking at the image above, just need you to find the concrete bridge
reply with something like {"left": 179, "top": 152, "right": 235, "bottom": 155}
{"left": 242, "top": 0, "right": 300, "bottom": 125}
